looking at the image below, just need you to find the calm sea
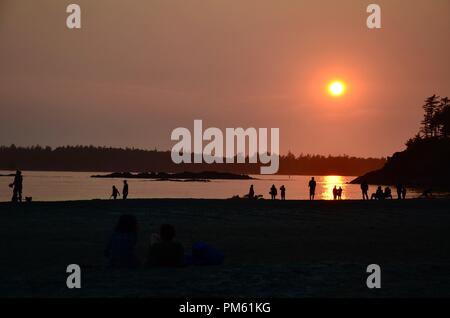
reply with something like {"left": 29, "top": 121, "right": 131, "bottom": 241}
{"left": 0, "top": 171, "right": 426, "bottom": 202}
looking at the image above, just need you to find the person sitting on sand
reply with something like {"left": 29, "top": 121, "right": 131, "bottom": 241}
{"left": 280, "top": 185, "right": 286, "bottom": 200}
{"left": 146, "top": 224, "right": 185, "bottom": 268}
{"left": 308, "top": 177, "right": 317, "bottom": 200}
{"left": 105, "top": 214, "right": 139, "bottom": 269}
{"left": 122, "top": 180, "right": 129, "bottom": 200}
{"left": 269, "top": 184, "right": 277, "bottom": 200}
{"left": 419, "top": 188, "right": 433, "bottom": 199}
{"left": 248, "top": 185, "right": 255, "bottom": 199}
{"left": 384, "top": 187, "right": 393, "bottom": 199}
{"left": 332, "top": 186, "right": 338, "bottom": 200}
{"left": 337, "top": 187, "right": 343, "bottom": 200}
{"left": 371, "top": 186, "right": 384, "bottom": 200}
{"left": 110, "top": 185, "right": 120, "bottom": 200}
{"left": 361, "top": 181, "right": 369, "bottom": 200}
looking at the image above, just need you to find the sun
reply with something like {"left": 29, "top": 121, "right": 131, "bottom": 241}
{"left": 328, "top": 80, "right": 346, "bottom": 97}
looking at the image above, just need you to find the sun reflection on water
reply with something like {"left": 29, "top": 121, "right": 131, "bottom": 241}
{"left": 321, "top": 176, "right": 346, "bottom": 200}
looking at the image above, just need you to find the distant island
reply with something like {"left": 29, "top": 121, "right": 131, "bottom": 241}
{"left": 352, "top": 95, "right": 450, "bottom": 189}
{"left": 91, "top": 171, "right": 253, "bottom": 181}
{"left": 0, "top": 146, "right": 385, "bottom": 176}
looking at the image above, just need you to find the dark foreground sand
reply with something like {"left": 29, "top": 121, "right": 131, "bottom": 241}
{"left": 0, "top": 199, "right": 449, "bottom": 297}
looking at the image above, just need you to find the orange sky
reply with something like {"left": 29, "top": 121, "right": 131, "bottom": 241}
{"left": 0, "top": 0, "right": 449, "bottom": 157}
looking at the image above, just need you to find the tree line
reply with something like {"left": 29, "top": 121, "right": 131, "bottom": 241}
{"left": 0, "top": 145, "right": 385, "bottom": 176}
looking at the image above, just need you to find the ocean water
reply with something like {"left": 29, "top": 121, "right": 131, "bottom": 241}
{"left": 0, "top": 171, "right": 425, "bottom": 202}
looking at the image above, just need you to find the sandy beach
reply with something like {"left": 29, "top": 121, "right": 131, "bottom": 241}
{"left": 1, "top": 198, "right": 449, "bottom": 297}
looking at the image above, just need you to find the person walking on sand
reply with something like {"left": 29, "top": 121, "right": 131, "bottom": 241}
{"left": 122, "top": 180, "right": 129, "bottom": 200}
{"left": 280, "top": 185, "right": 286, "bottom": 200}
{"left": 110, "top": 185, "right": 120, "bottom": 200}
{"left": 401, "top": 186, "right": 407, "bottom": 200}
{"left": 248, "top": 185, "right": 255, "bottom": 199}
{"left": 361, "top": 180, "right": 369, "bottom": 200}
{"left": 10, "top": 170, "right": 23, "bottom": 203}
{"left": 308, "top": 177, "right": 317, "bottom": 200}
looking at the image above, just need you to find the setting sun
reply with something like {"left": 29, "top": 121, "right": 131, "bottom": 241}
{"left": 328, "top": 80, "right": 346, "bottom": 97}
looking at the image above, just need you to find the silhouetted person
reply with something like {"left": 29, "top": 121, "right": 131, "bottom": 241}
{"left": 122, "top": 180, "right": 129, "bottom": 200}
{"left": 332, "top": 186, "right": 338, "bottom": 200}
{"left": 269, "top": 184, "right": 277, "bottom": 200}
{"left": 248, "top": 185, "right": 255, "bottom": 199}
{"left": 396, "top": 183, "right": 403, "bottom": 200}
{"left": 308, "top": 177, "right": 317, "bottom": 200}
{"left": 10, "top": 170, "right": 23, "bottom": 203}
{"left": 384, "top": 186, "right": 393, "bottom": 199}
{"left": 105, "top": 214, "right": 139, "bottom": 269}
{"left": 110, "top": 185, "right": 120, "bottom": 200}
{"left": 371, "top": 186, "right": 384, "bottom": 200}
{"left": 361, "top": 181, "right": 369, "bottom": 200}
{"left": 280, "top": 185, "right": 286, "bottom": 200}
{"left": 401, "top": 187, "right": 407, "bottom": 200}
{"left": 337, "top": 187, "right": 343, "bottom": 200}
{"left": 146, "top": 224, "right": 184, "bottom": 267}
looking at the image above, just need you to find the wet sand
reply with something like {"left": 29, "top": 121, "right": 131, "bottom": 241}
{"left": 0, "top": 199, "right": 449, "bottom": 297}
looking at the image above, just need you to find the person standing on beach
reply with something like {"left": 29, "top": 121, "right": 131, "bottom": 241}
{"left": 396, "top": 183, "right": 403, "bottom": 200}
{"left": 308, "top": 177, "right": 317, "bottom": 200}
{"left": 332, "top": 186, "right": 338, "bottom": 200}
{"left": 111, "top": 185, "right": 120, "bottom": 200}
{"left": 361, "top": 181, "right": 369, "bottom": 200}
{"left": 269, "top": 184, "right": 277, "bottom": 200}
{"left": 337, "top": 187, "right": 343, "bottom": 200}
{"left": 10, "top": 170, "right": 23, "bottom": 203}
{"left": 280, "top": 185, "right": 286, "bottom": 200}
{"left": 401, "top": 186, "right": 407, "bottom": 199}
{"left": 248, "top": 185, "right": 255, "bottom": 199}
{"left": 123, "top": 180, "right": 129, "bottom": 200}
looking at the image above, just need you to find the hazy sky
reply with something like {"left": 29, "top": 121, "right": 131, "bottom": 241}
{"left": 1, "top": 0, "right": 449, "bottom": 157}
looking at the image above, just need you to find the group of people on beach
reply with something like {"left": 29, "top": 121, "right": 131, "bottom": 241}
{"left": 106, "top": 215, "right": 224, "bottom": 269}
{"left": 247, "top": 184, "right": 287, "bottom": 200}
{"left": 332, "top": 186, "right": 344, "bottom": 200}
{"left": 248, "top": 177, "right": 338, "bottom": 201}
{"left": 5, "top": 171, "right": 435, "bottom": 202}
{"left": 244, "top": 177, "right": 414, "bottom": 201}
{"left": 110, "top": 180, "right": 129, "bottom": 200}
{"left": 106, "top": 216, "right": 183, "bottom": 268}
{"left": 360, "top": 180, "right": 408, "bottom": 200}
{"left": 269, "top": 184, "right": 286, "bottom": 200}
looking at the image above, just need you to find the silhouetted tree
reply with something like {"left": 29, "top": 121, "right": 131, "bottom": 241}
{"left": 421, "top": 95, "right": 441, "bottom": 138}
{"left": 433, "top": 97, "right": 450, "bottom": 137}
{"left": 406, "top": 95, "right": 449, "bottom": 149}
